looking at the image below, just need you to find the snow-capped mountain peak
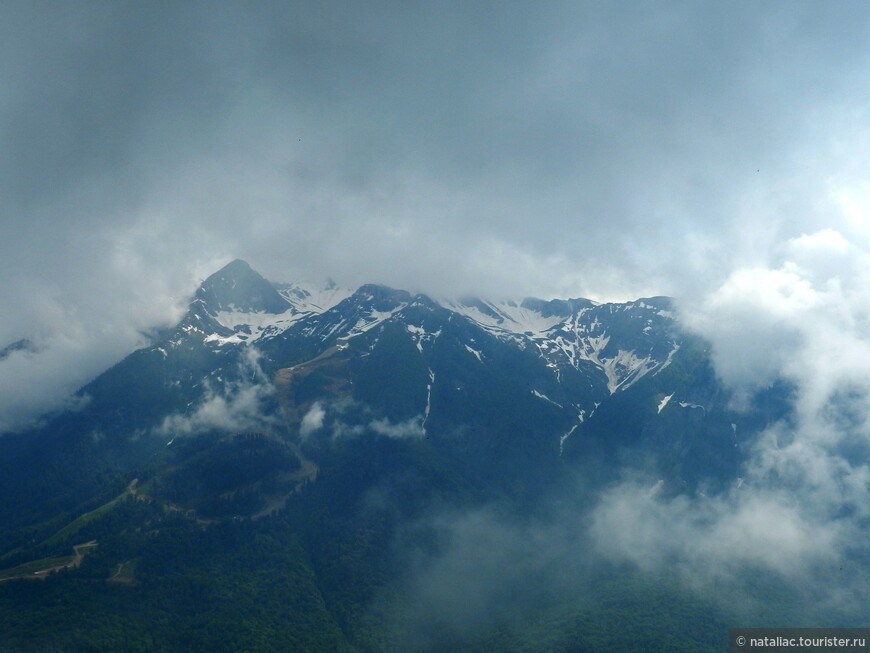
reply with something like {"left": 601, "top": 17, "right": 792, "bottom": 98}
{"left": 194, "top": 259, "right": 290, "bottom": 315}
{"left": 193, "top": 268, "right": 355, "bottom": 346}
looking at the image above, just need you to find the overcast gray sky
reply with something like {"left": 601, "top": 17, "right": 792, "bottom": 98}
{"left": 2, "top": 0, "right": 870, "bottom": 428}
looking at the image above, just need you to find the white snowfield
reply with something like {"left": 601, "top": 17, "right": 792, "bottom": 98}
{"left": 203, "top": 282, "right": 354, "bottom": 345}
{"left": 445, "top": 298, "right": 679, "bottom": 394}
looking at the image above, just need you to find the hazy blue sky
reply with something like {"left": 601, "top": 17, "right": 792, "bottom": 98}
{"left": 2, "top": 0, "right": 870, "bottom": 427}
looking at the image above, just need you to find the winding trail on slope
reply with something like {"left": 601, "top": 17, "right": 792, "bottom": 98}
{"left": 0, "top": 541, "right": 98, "bottom": 582}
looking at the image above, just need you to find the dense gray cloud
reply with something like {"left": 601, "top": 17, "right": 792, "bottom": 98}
{"left": 2, "top": 2, "right": 870, "bottom": 424}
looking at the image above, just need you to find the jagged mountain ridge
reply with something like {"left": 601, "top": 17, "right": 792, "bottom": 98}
{"left": 182, "top": 259, "right": 681, "bottom": 399}
{"left": 0, "top": 258, "right": 767, "bottom": 531}
{"left": 114, "top": 259, "right": 746, "bottom": 492}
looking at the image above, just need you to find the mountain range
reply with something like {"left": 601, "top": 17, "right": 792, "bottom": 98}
{"left": 0, "top": 260, "right": 799, "bottom": 651}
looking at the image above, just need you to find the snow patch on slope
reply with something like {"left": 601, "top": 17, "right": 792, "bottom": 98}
{"left": 346, "top": 307, "right": 406, "bottom": 338}
{"left": 406, "top": 324, "right": 442, "bottom": 354}
{"left": 658, "top": 393, "right": 674, "bottom": 413}
{"left": 205, "top": 281, "right": 355, "bottom": 346}
{"left": 559, "top": 424, "right": 579, "bottom": 456}
{"left": 602, "top": 350, "right": 656, "bottom": 393}
{"left": 422, "top": 369, "right": 435, "bottom": 435}
{"left": 277, "top": 282, "right": 353, "bottom": 314}
{"left": 655, "top": 341, "right": 681, "bottom": 375}
{"left": 464, "top": 344, "right": 483, "bottom": 361}
{"left": 204, "top": 333, "right": 246, "bottom": 347}
{"left": 532, "top": 389, "right": 563, "bottom": 408}
{"left": 448, "top": 300, "right": 565, "bottom": 337}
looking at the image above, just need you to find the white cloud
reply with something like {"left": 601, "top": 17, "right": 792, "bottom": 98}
{"left": 158, "top": 382, "right": 274, "bottom": 437}
{"left": 370, "top": 416, "right": 426, "bottom": 440}
{"left": 590, "top": 479, "right": 841, "bottom": 580}
{"left": 299, "top": 398, "right": 426, "bottom": 441}
{"left": 299, "top": 402, "right": 325, "bottom": 438}
{"left": 157, "top": 348, "right": 275, "bottom": 437}
{"left": 593, "top": 228, "right": 870, "bottom": 595}
{"left": 681, "top": 263, "right": 818, "bottom": 389}
{"left": 681, "top": 229, "right": 870, "bottom": 391}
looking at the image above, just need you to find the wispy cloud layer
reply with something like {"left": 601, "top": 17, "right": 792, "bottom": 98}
{"left": 299, "top": 398, "right": 425, "bottom": 441}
